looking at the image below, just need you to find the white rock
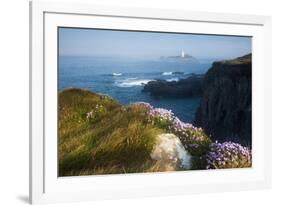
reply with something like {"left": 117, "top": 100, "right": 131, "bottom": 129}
{"left": 150, "top": 133, "right": 192, "bottom": 170}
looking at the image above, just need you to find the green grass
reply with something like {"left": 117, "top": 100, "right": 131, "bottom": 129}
{"left": 59, "top": 88, "right": 165, "bottom": 176}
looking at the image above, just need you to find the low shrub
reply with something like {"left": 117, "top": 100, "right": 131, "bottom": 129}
{"left": 205, "top": 141, "right": 252, "bottom": 169}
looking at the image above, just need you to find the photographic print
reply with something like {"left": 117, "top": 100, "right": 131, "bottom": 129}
{"left": 58, "top": 28, "right": 252, "bottom": 177}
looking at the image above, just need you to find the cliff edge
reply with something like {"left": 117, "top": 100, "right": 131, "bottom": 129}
{"left": 194, "top": 54, "right": 252, "bottom": 145}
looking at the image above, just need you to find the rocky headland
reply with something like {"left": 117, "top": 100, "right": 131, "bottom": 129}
{"left": 143, "top": 54, "right": 252, "bottom": 145}
{"left": 194, "top": 54, "right": 252, "bottom": 145}
{"left": 142, "top": 74, "right": 204, "bottom": 98}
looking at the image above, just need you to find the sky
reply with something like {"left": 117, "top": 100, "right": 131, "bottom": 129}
{"left": 59, "top": 27, "right": 252, "bottom": 60}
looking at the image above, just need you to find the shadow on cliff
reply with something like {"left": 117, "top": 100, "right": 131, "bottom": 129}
{"left": 194, "top": 54, "right": 252, "bottom": 146}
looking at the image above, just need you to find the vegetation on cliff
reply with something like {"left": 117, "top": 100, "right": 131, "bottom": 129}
{"left": 59, "top": 88, "right": 251, "bottom": 176}
{"left": 59, "top": 89, "right": 162, "bottom": 176}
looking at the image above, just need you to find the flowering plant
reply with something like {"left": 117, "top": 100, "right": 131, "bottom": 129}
{"left": 132, "top": 102, "right": 211, "bottom": 155}
{"left": 205, "top": 141, "right": 252, "bottom": 169}
{"left": 148, "top": 108, "right": 175, "bottom": 128}
{"left": 129, "top": 102, "right": 251, "bottom": 170}
{"left": 86, "top": 104, "right": 107, "bottom": 121}
{"left": 131, "top": 102, "right": 153, "bottom": 110}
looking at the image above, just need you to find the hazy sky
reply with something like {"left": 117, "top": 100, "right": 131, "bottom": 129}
{"left": 59, "top": 27, "right": 251, "bottom": 60}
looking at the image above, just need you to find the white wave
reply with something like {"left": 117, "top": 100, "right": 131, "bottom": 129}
{"left": 166, "top": 78, "right": 179, "bottom": 82}
{"left": 116, "top": 79, "right": 151, "bottom": 87}
{"left": 162, "top": 72, "right": 173, "bottom": 76}
{"left": 112, "top": 73, "right": 122, "bottom": 76}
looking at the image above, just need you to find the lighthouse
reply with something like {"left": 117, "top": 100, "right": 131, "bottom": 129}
{"left": 181, "top": 50, "right": 185, "bottom": 58}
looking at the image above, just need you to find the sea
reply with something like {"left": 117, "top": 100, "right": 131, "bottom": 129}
{"left": 59, "top": 56, "right": 213, "bottom": 123}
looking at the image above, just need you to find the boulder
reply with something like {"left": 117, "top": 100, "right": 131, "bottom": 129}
{"left": 150, "top": 133, "right": 192, "bottom": 170}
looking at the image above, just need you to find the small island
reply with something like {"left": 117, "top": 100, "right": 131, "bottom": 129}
{"left": 160, "top": 50, "right": 197, "bottom": 62}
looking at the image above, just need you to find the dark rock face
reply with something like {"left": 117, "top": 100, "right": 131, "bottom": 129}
{"left": 194, "top": 54, "right": 252, "bottom": 145}
{"left": 142, "top": 75, "right": 204, "bottom": 98}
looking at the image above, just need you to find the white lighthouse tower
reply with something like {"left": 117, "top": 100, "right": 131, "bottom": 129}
{"left": 181, "top": 50, "right": 185, "bottom": 58}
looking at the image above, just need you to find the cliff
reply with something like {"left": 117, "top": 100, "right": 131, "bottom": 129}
{"left": 194, "top": 54, "right": 252, "bottom": 145}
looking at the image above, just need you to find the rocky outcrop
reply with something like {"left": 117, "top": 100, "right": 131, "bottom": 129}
{"left": 194, "top": 54, "right": 252, "bottom": 145}
{"left": 143, "top": 74, "right": 204, "bottom": 98}
{"left": 150, "top": 133, "right": 192, "bottom": 170}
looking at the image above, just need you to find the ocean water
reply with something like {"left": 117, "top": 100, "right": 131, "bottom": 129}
{"left": 59, "top": 56, "right": 212, "bottom": 123}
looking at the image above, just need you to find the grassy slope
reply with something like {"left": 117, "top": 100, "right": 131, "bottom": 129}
{"left": 59, "top": 88, "right": 165, "bottom": 176}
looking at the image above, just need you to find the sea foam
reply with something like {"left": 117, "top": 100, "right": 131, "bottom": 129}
{"left": 162, "top": 72, "right": 173, "bottom": 76}
{"left": 166, "top": 78, "right": 179, "bottom": 82}
{"left": 112, "top": 73, "right": 122, "bottom": 76}
{"left": 116, "top": 79, "right": 151, "bottom": 87}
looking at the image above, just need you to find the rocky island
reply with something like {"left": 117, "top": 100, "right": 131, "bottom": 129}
{"left": 160, "top": 50, "right": 197, "bottom": 62}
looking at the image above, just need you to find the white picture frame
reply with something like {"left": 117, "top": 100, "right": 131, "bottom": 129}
{"left": 30, "top": 1, "right": 272, "bottom": 204}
